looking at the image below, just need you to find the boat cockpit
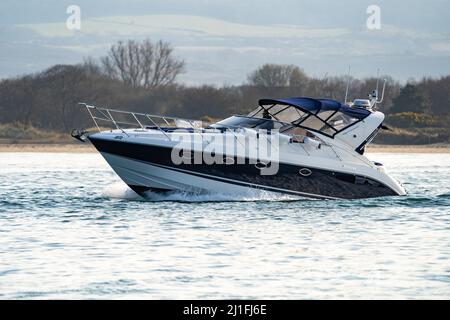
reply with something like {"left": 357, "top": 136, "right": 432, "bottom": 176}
{"left": 210, "top": 97, "right": 371, "bottom": 139}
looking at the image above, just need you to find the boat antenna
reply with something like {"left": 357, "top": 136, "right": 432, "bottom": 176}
{"left": 344, "top": 66, "right": 351, "bottom": 105}
{"left": 369, "top": 69, "right": 387, "bottom": 108}
{"left": 377, "top": 78, "right": 386, "bottom": 104}
{"left": 376, "top": 68, "right": 380, "bottom": 94}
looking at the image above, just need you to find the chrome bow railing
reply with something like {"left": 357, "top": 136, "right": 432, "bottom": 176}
{"left": 80, "top": 103, "right": 204, "bottom": 140}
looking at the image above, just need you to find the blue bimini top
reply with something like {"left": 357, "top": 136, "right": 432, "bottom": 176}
{"left": 259, "top": 97, "right": 370, "bottom": 119}
{"left": 257, "top": 97, "right": 371, "bottom": 137}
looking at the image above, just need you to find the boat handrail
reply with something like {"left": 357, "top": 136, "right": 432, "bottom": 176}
{"left": 81, "top": 103, "right": 202, "bottom": 126}
{"left": 80, "top": 103, "right": 206, "bottom": 141}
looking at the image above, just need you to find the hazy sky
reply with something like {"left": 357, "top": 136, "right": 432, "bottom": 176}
{"left": 1, "top": 0, "right": 449, "bottom": 84}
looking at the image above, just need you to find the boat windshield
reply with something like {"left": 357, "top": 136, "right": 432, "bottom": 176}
{"left": 209, "top": 116, "right": 289, "bottom": 131}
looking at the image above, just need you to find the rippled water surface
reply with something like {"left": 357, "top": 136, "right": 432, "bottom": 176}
{"left": 0, "top": 152, "right": 449, "bottom": 299}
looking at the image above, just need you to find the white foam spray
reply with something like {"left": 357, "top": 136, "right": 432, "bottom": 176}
{"left": 101, "top": 182, "right": 303, "bottom": 202}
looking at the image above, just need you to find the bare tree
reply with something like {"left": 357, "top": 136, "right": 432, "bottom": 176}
{"left": 37, "top": 64, "right": 99, "bottom": 131}
{"left": 247, "top": 64, "right": 307, "bottom": 88}
{"left": 100, "top": 39, "right": 185, "bottom": 89}
{"left": 82, "top": 57, "right": 102, "bottom": 75}
{"left": 0, "top": 75, "right": 37, "bottom": 126}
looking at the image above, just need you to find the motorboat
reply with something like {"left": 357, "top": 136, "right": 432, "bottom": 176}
{"left": 73, "top": 87, "right": 406, "bottom": 200}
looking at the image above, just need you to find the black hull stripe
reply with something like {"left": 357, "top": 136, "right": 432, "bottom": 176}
{"left": 105, "top": 152, "right": 341, "bottom": 200}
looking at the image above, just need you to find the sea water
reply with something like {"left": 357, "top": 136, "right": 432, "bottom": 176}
{"left": 0, "top": 152, "right": 449, "bottom": 299}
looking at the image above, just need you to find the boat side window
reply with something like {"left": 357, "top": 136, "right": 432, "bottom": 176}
{"left": 326, "top": 112, "right": 359, "bottom": 131}
{"left": 266, "top": 104, "right": 287, "bottom": 116}
{"left": 273, "top": 106, "right": 308, "bottom": 123}
{"left": 290, "top": 127, "right": 308, "bottom": 136}
{"left": 297, "top": 115, "right": 335, "bottom": 134}
{"left": 317, "top": 110, "right": 336, "bottom": 121}
{"left": 283, "top": 126, "right": 320, "bottom": 142}
{"left": 283, "top": 127, "right": 308, "bottom": 142}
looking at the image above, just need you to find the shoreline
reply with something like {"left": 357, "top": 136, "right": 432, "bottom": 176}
{"left": 366, "top": 144, "right": 450, "bottom": 153}
{"left": 0, "top": 143, "right": 96, "bottom": 153}
{"left": 0, "top": 143, "right": 450, "bottom": 153}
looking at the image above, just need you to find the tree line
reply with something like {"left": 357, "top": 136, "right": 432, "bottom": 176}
{"left": 0, "top": 38, "right": 448, "bottom": 137}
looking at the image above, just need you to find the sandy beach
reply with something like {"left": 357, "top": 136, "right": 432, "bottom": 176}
{"left": 1, "top": 143, "right": 450, "bottom": 153}
{"left": 366, "top": 144, "right": 450, "bottom": 153}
